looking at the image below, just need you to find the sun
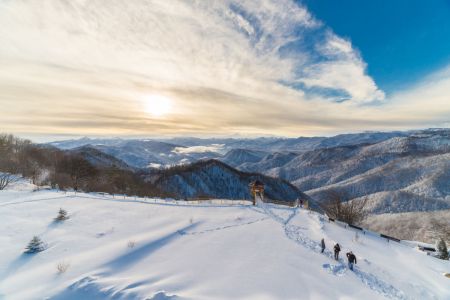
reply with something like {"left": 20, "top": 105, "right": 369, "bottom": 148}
{"left": 144, "top": 94, "right": 172, "bottom": 117}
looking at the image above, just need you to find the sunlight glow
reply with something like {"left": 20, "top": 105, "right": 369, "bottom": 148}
{"left": 144, "top": 95, "right": 172, "bottom": 117}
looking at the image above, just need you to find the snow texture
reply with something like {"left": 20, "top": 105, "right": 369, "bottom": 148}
{"left": 0, "top": 185, "right": 449, "bottom": 299}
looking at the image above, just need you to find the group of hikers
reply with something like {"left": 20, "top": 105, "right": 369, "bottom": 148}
{"left": 321, "top": 238, "right": 357, "bottom": 271}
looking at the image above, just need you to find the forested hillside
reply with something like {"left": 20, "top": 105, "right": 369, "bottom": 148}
{"left": 149, "top": 159, "right": 308, "bottom": 201}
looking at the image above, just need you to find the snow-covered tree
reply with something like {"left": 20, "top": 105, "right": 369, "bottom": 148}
{"left": 437, "top": 238, "right": 449, "bottom": 260}
{"left": 24, "top": 236, "right": 46, "bottom": 254}
{"left": 55, "top": 208, "right": 69, "bottom": 221}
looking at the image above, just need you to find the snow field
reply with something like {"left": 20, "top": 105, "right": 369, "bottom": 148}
{"left": 0, "top": 187, "right": 449, "bottom": 299}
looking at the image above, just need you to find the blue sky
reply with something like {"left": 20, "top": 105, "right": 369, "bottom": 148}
{"left": 301, "top": 0, "right": 450, "bottom": 94}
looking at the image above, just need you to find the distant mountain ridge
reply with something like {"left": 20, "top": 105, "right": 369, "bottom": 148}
{"left": 47, "top": 129, "right": 450, "bottom": 214}
{"left": 51, "top": 139, "right": 220, "bottom": 168}
{"left": 235, "top": 129, "right": 450, "bottom": 214}
{"left": 221, "top": 149, "right": 269, "bottom": 166}
{"left": 47, "top": 130, "right": 413, "bottom": 168}
{"left": 69, "top": 146, "right": 133, "bottom": 171}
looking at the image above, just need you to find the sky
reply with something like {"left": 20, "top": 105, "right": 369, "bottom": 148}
{"left": 301, "top": 0, "right": 450, "bottom": 93}
{"left": 0, "top": 0, "right": 449, "bottom": 142}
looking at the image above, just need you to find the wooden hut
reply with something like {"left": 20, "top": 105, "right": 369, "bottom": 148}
{"left": 249, "top": 180, "right": 264, "bottom": 205}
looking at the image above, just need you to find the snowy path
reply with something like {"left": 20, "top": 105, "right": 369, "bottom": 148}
{"left": 178, "top": 217, "right": 269, "bottom": 235}
{"left": 259, "top": 203, "right": 410, "bottom": 300}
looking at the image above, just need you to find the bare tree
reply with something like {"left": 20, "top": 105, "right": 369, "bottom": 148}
{"left": 0, "top": 152, "right": 19, "bottom": 191}
{"left": 59, "top": 155, "right": 97, "bottom": 191}
{"left": 0, "top": 172, "right": 18, "bottom": 190}
{"left": 429, "top": 218, "right": 450, "bottom": 244}
{"left": 320, "top": 190, "right": 368, "bottom": 225}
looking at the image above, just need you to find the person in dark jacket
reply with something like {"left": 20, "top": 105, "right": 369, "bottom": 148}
{"left": 333, "top": 243, "right": 341, "bottom": 260}
{"left": 321, "top": 238, "right": 326, "bottom": 253}
{"left": 346, "top": 251, "right": 357, "bottom": 271}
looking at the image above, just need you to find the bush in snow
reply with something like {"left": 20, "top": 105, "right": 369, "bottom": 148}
{"left": 127, "top": 241, "right": 136, "bottom": 248}
{"left": 56, "top": 262, "right": 70, "bottom": 274}
{"left": 437, "top": 238, "right": 449, "bottom": 260}
{"left": 54, "top": 208, "right": 69, "bottom": 221}
{"left": 24, "top": 236, "right": 46, "bottom": 254}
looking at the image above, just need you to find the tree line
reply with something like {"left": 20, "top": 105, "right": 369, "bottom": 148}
{"left": 0, "top": 134, "right": 170, "bottom": 197}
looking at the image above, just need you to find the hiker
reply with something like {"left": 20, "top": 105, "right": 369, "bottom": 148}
{"left": 321, "top": 238, "right": 326, "bottom": 253}
{"left": 300, "top": 199, "right": 304, "bottom": 208}
{"left": 334, "top": 243, "right": 341, "bottom": 260}
{"left": 346, "top": 251, "right": 357, "bottom": 271}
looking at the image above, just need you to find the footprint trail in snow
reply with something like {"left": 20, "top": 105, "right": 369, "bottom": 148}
{"left": 259, "top": 203, "right": 410, "bottom": 300}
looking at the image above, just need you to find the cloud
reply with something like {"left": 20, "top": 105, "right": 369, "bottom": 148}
{"left": 173, "top": 144, "right": 224, "bottom": 154}
{"left": 381, "top": 65, "right": 450, "bottom": 126}
{"left": 0, "top": 0, "right": 447, "bottom": 139}
{"left": 299, "top": 33, "right": 386, "bottom": 103}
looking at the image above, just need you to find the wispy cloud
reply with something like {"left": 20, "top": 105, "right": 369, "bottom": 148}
{"left": 0, "top": 0, "right": 447, "bottom": 139}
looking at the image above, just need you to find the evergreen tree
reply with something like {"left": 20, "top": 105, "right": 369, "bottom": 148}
{"left": 437, "top": 238, "right": 449, "bottom": 260}
{"left": 55, "top": 208, "right": 69, "bottom": 221}
{"left": 24, "top": 236, "right": 46, "bottom": 254}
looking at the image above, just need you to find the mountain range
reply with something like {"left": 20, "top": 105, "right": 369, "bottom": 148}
{"left": 48, "top": 128, "right": 450, "bottom": 214}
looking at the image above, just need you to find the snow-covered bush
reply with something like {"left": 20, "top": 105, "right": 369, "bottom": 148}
{"left": 56, "top": 262, "right": 70, "bottom": 274}
{"left": 437, "top": 238, "right": 449, "bottom": 260}
{"left": 54, "top": 208, "right": 69, "bottom": 221}
{"left": 24, "top": 236, "right": 46, "bottom": 254}
{"left": 127, "top": 241, "right": 136, "bottom": 248}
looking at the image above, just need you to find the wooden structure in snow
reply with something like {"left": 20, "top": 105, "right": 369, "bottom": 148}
{"left": 249, "top": 180, "right": 264, "bottom": 205}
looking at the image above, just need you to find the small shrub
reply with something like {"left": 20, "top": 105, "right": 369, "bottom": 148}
{"left": 24, "top": 236, "right": 46, "bottom": 254}
{"left": 55, "top": 208, "right": 69, "bottom": 221}
{"left": 189, "top": 217, "right": 194, "bottom": 224}
{"left": 127, "top": 241, "right": 136, "bottom": 248}
{"left": 57, "top": 262, "right": 70, "bottom": 274}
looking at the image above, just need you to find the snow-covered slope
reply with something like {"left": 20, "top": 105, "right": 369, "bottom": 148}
{"left": 220, "top": 149, "right": 268, "bottom": 167}
{"left": 237, "top": 130, "right": 450, "bottom": 214}
{"left": 1, "top": 187, "right": 449, "bottom": 299}
{"left": 307, "top": 153, "right": 450, "bottom": 213}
